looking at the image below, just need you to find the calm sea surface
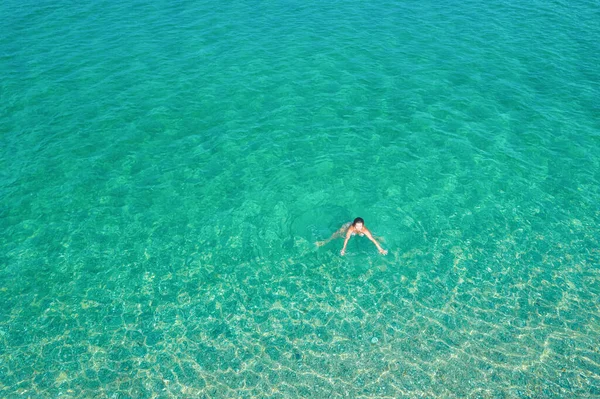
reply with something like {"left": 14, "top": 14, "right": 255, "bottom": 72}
{"left": 1, "top": 0, "right": 599, "bottom": 398}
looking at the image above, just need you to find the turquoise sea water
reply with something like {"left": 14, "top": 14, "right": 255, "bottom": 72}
{"left": 1, "top": 0, "right": 599, "bottom": 397}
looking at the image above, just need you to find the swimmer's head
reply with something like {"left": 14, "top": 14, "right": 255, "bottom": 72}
{"left": 352, "top": 217, "right": 365, "bottom": 230}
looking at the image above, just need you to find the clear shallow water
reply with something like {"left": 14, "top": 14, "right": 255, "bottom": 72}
{"left": 1, "top": 0, "right": 599, "bottom": 397}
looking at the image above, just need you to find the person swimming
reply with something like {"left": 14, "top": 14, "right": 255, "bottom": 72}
{"left": 316, "top": 217, "right": 388, "bottom": 256}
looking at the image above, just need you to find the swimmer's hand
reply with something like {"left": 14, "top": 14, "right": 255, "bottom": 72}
{"left": 340, "top": 248, "right": 346, "bottom": 256}
{"left": 379, "top": 248, "right": 388, "bottom": 255}
{"left": 316, "top": 241, "right": 325, "bottom": 247}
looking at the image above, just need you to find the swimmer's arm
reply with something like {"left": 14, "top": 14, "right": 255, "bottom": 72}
{"left": 340, "top": 228, "right": 352, "bottom": 256}
{"left": 364, "top": 229, "right": 388, "bottom": 255}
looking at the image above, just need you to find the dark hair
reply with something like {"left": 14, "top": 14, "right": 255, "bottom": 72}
{"left": 352, "top": 217, "right": 364, "bottom": 226}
